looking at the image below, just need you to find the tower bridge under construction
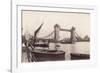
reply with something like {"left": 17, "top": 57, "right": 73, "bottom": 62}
{"left": 34, "top": 24, "right": 88, "bottom": 45}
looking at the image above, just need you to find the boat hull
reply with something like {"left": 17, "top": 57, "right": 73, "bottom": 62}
{"left": 31, "top": 49, "right": 65, "bottom": 62}
{"left": 70, "top": 53, "right": 90, "bottom": 60}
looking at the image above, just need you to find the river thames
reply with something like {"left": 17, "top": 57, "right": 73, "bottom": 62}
{"left": 22, "top": 42, "right": 90, "bottom": 62}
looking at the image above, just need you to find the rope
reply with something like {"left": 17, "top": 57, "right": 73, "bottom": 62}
{"left": 42, "top": 30, "right": 54, "bottom": 39}
{"left": 75, "top": 32, "right": 82, "bottom": 40}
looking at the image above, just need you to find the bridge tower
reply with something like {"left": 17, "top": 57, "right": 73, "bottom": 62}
{"left": 70, "top": 26, "right": 76, "bottom": 44}
{"left": 54, "top": 24, "right": 60, "bottom": 42}
{"left": 54, "top": 24, "right": 60, "bottom": 50}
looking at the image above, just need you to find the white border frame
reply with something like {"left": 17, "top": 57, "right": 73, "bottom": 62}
{"left": 11, "top": 3, "right": 97, "bottom": 73}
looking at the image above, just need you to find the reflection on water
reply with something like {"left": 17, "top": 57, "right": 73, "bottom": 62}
{"left": 49, "top": 42, "right": 90, "bottom": 60}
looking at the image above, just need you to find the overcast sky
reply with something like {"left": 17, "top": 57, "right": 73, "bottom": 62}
{"left": 22, "top": 11, "right": 90, "bottom": 39}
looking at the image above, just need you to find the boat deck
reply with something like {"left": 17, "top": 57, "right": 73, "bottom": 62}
{"left": 32, "top": 49, "right": 65, "bottom": 54}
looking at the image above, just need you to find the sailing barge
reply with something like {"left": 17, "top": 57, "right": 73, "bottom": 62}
{"left": 24, "top": 23, "right": 66, "bottom": 62}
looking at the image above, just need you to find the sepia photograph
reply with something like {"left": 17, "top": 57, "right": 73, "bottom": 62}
{"left": 10, "top": 0, "right": 98, "bottom": 72}
{"left": 21, "top": 10, "right": 90, "bottom": 62}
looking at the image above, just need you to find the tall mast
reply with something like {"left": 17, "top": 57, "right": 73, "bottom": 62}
{"left": 34, "top": 23, "right": 43, "bottom": 44}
